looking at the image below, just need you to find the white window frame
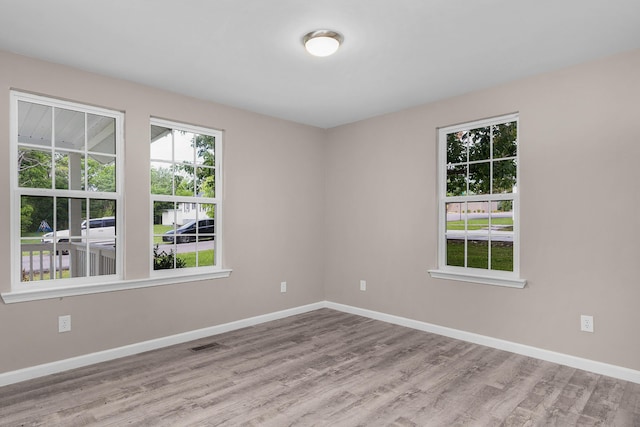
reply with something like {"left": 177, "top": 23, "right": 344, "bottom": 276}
{"left": 428, "top": 113, "right": 526, "bottom": 288}
{"left": 149, "top": 118, "right": 224, "bottom": 278}
{"left": 8, "top": 91, "right": 124, "bottom": 292}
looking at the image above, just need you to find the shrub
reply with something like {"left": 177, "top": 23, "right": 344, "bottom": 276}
{"left": 153, "top": 244, "right": 186, "bottom": 270}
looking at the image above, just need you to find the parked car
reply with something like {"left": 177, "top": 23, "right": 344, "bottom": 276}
{"left": 162, "top": 219, "right": 215, "bottom": 243}
{"left": 42, "top": 216, "right": 116, "bottom": 244}
{"left": 82, "top": 217, "right": 116, "bottom": 230}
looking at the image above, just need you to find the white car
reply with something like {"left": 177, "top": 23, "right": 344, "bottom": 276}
{"left": 42, "top": 216, "right": 116, "bottom": 245}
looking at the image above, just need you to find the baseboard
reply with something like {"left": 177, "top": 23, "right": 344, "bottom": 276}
{"left": 2, "top": 300, "right": 639, "bottom": 387}
{"left": 325, "top": 301, "right": 640, "bottom": 385}
{"left": 0, "top": 302, "right": 324, "bottom": 387}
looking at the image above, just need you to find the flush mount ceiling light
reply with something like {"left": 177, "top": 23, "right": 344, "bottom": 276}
{"left": 303, "top": 30, "right": 344, "bottom": 57}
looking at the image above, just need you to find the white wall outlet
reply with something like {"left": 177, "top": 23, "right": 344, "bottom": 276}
{"left": 58, "top": 315, "right": 71, "bottom": 333}
{"left": 360, "top": 280, "right": 366, "bottom": 291}
{"left": 280, "top": 281, "right": 287, "bottom": 293}
{"left": 580, "top": 315, "right": 594, "bottom": 332}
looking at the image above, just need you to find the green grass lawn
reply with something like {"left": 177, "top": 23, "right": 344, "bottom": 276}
{"left": 153, "top": 224, "right": 173, "bottom": 244}
{"left": 446, "top": 216, "right": 513, "bottom": 231}
{"left": 177, "top": 250, "right": 215, "bottom": 268}
{"left": 446, "top": 240, "right": 513, "bottom": 271}
{"left": 21, "top": 231, "right": 46, "bottom": 244}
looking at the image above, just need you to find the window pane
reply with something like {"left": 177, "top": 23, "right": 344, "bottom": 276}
{"left": 87, "top": 114, "right": 116, "bottom": 155}
{"left": 497, "top": 199, "right": 514, "bottom": 214}
{"left": 466, "top": 201, "right": 490, "bottom": 230}
{"left": 491, "top": 201, "right": 514, "bottom": 271}
{"left": 195, "top": 239, "right": 215, "bottom": 267}
{"left": 150, "top": 125, "right": 173, "bottom": 161}
{"left": 18, "top": 101, "right": 52, "bottom": 147}
{"left": 87, "top": 239, "right": 117, "bottom": 277}
{"left": 446, "top": 132, "right": 465, "bottom": 164}
{"left": 54, "top": 151, "right": 85, "bottom": 190}
{"left": 153, "top": 200, "right": 177, "bottom": 269}
{"left": 153, "top": 245, "right": 180, "bottom": 270}
{"left": 195, "top": 134, "right": 215, "bottom": 166}
{"left": 175, "top": 131, "right": 195, "bottom": 164}
{"left": 20, "top": 195, "right": 53, "bottom": 238}
{"left": 67, "top": 238, "right": 88, "bottom": 278}
{"left": 467, "top": 238, "right": 488, "bottom": 269}
{"left": 18, "top": 148, "right": 52, "bottom": 188}
{"left": 199, "top": 203, "right": 216, "bottom": 221}
{"left": 492, "top": 203, "right": 514, "bottom": 230}
{"left": 174, "top": 231, "right": 196, "bottom": 244}
{"left": 467, "top": 127, "right": 490, "bottom": 162}
{"left": 87, "top": 155, "right": 116, "bottom": 192}
{"left": 446, "top": 239, "right": 465, "bottom": 267}
{"left": 446, "top": 164, "right": 466, "bottom": 196}
{"left": 445, "top": 202, "right": 464, "bottom": 231}
{"left": 493, "top": 121, "right": 517, "bottom": 159}
{"left": 20, "top": 248, "right": 61, "bottom": 282}
{"left": 175, "top": 167, "right": 195, "bottom": 196}
{"left": 151, "top": 162, "right": 174, "bottom": 195}
{"left": 89, "top": 199, "right": 116, "bottom": 231}
{"left": 23, "top": 195, "right": 75, "bottom": 279}
{"left": 491, "top": 241, "right": 513, "bottom": 272}
{"left": 196, "top": 166, "right": 215, "bottom": 197}
{"left": 153, "top": 200, "right": 176, "bottom": 239}
{"left": 55, "top": 108, "right": 85, "bottom": 150}
{"left": 493, "top": 159, "right": 517, "bottom": 194}
{"left": 53, "top": 197, "right": 85, "bottom": 237}
{"left": 468, "top": 162, "right": 490, "bottom": 195}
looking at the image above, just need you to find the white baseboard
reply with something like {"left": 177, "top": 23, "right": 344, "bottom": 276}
{"left": 325, "top": 301, "right": 640, "bottom": 385}
{"left": 2, "top": 300, "right": 639, "bottom": 387}
{"left": 0, "top": 302, "right": 324, "bottom": 387}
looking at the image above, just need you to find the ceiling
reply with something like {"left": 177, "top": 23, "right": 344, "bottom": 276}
{"left": 1, "top": 0, "right": 639, "bottom": 129}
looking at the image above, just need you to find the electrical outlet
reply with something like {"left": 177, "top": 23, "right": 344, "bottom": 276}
{"left": 580, "top": 315, "right": 594, "bottom": 332}
{"left": 280, "top": 281, "right": 287, "bottom": 293}
{"left": 58, "top": 315, "right": 71, "bottom": 333}
{"left": 360, "top": 280, "right": 366, "bottom": 291}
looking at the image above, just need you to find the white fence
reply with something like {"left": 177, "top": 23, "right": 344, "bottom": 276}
{"left": 21, "top": 242, "right": 116, "bottom": 281}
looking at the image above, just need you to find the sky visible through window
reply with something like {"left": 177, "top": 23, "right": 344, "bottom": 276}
{"left": 151, "top": 130, "right": 194, "bottom": 162}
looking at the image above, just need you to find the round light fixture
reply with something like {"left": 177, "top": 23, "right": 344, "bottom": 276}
{"left": 303, "top": 30, "right": 343, "bottom": 57}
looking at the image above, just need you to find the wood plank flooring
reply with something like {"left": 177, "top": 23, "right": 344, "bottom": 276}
{"left": 1, "top": 308, "right": 639, "bottom": 426}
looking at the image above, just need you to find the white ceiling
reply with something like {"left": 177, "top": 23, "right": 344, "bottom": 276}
{"left": 1, "top": 0, "right": 639, "bottom": 128}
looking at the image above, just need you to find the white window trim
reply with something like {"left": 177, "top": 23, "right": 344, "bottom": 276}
{"left": 149, "top": 118, "right": 224, "bottom": 276}
{"left": 1, "top": 270, "right": 232, "bottom": 303}
{"left": 428, "top": 113, "right": 526, "bottom": 289}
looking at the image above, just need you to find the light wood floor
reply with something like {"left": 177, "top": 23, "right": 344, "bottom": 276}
{"left": 1, "top": 309, "right": 639, "bottom": 426}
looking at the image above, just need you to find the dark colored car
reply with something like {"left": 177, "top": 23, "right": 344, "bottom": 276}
{"left": 162, "top": 219, "right": 215, "bottom": 243}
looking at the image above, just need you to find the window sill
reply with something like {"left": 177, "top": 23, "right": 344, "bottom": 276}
{"left": 428, "top": 269, "right": 526, "bottom": 289}
{"left": 1, "top": 269, "right": 233, "bottom": 304}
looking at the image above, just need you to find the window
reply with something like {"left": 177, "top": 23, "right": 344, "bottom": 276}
{"left": 11, "top": 91, "right": 123, "bottom": 288}
{"left": 429, "top": 114, "right": 525, "bottom": 288}
{"left": 150, "top": 119, "right": 222, "bottom": 273}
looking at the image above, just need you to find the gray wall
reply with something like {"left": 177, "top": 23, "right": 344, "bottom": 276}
{"left": 0, "top": 51, "right": 326, "bottom": 373}
{"left": 1, "top": 48, "right": 639, "bottom": 375}
{"left": 325, "top": 48, "right": 640, "bottom": 371}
